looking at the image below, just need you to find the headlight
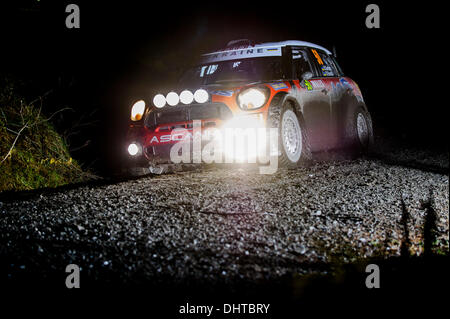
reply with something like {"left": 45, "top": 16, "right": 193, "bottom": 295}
{"left": 180, "top": 90, "right": 194, "bottom": 104}
{"left": 166, "top": 92, "right": 179, "bottom": 106}
{"left": 153, "top": 94, "right": 166, "bottom": 108}
{"left": 194, "top": 89, "right": 209, "bottom": 104}
{"left": 131, "top": 100, "right": 145, "bottom": 121}
{"left": 127, "top": 143, "right": 141, "bottom": 156}
{"left": 237, "top": 87, "right": 268, "bottom": 110}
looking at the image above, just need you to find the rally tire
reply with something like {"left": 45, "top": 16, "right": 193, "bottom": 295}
{"left": 344, "top": 105, "right": 374, "bottom": 154}
{"left": 268, "top": 101, "right": 311, "bottom": 168}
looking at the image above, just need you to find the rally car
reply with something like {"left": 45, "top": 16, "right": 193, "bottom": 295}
{"left": 125, "top": 39, "right": 373, "bottom": 171}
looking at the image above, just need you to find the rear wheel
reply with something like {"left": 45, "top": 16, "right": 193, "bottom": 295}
{"left": 344, "top": 105, "right": 374, "bottom": 153}
{"left": 268, "top": 101, "right": 311, "bottom": 168}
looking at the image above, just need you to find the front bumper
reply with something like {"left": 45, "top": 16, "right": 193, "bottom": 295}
{"left": 127, "top": 113, "right": 267, "bottom": 164}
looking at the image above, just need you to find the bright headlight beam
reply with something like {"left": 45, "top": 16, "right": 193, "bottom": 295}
{"left": 131, "top": 100, "right": 145, "bottom": 121}
{"left": 223, "top": 114, "right": 265, "bottom": 129}
{"left": 238, "top": 88, "right": 267, "bottom": 110}
{"left": 194, "top": 89, "right": 208, "bottom": 104}
{"left": 221, "top": 114, "right": 265, "bottom": 163}
{"left": 166, "top": 92, "right": 180, "bottom": 106}
{"left": 153, "top": 94, "right": 166, "bottom": 108}
{"left": 180, "top": 90, "right": 194, "bottom": 104}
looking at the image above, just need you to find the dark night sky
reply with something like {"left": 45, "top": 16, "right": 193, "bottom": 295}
{"left": 0, "top": 1, "right": 443, "bottom": 172}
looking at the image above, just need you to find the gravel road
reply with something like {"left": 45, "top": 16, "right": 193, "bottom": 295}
{"left": 0, "top": 145, "right": 449, "bottom": 298}
{"left": 1, "top": 146, "right": 448, "bottom": 293}
{"left": 1, "top": 148, "right": 448, "bottom": 319}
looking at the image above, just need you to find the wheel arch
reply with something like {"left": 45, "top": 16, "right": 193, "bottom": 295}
{"left": 266, "top": 91, "right": 312, "bottom": 166}
{"left": 268, "top": 92, "right": 306, "bottom": 122}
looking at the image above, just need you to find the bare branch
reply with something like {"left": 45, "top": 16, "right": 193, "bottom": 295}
{"left": 28, "top": 89, "right": 54, "bottom": 106}
{"left": 1, "top": 96, "right": 70, "bottom": 163}
{"left": 38, "top": 107, "right": 72, "bottom": 124}
{"left": 5, "top": 127, "right": 19, "bottom": 135}
{"left": 1, "top": 121, "right": 30, "bottom": 164}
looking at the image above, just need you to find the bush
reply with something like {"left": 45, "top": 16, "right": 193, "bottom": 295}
{"left": 0, "top": 80, "right": 90, "bottom": 191}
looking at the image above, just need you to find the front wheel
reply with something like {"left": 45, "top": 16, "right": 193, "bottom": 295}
{"left": 268, "top": 102, "right": 312, "bottom": 168}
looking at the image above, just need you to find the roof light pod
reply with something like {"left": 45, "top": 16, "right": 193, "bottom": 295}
{"left": 194, "top": 89, "right": 209, "bottom": 104}
{"left": 166, "top": 92, "right": 179, "bottom": 106}
{"left": 153, "top": 94, "right": 166, "bottom": 108}
{"left": 180, "top": 90, "right": 194, "bottom": 105}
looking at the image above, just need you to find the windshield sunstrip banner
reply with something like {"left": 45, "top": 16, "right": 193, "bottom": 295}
{"left": 202, "top": 47, "right": 282, "bottom": 63}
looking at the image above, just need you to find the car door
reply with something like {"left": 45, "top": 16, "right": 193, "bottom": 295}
{"left": 298, "top": 48, "right": 333, "bottom": 151}
{"left": 312, "top": 49, "right": 345, "bottom": 149}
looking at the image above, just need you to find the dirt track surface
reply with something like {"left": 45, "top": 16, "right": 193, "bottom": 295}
{"left": 1, "top": 147, "right": 448, "bottom": 287}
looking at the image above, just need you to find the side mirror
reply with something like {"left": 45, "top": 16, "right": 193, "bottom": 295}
{"left": 301, "top": 71, "right": 313, "bottom": 80}
{"left": 299, "top": 72, "right": 313, "bottom": 89}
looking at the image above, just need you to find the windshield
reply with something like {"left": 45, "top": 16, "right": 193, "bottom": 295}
{"left": 179, "top": 57, "right": 285, "bottom": 86}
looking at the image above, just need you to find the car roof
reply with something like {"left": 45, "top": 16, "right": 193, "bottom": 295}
{"left": 256, "top": 40, "right": 331, "bottom": 54}
{"left": 205, "top": 40, "right": 332, "bottom": 56}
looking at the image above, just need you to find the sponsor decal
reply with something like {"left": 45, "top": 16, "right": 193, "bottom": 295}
{"left": 150, "top": 133, "right": 190, "bottom": 144}
{"left": 321, "top": 65, "right": 333, "bottom": 76}
{"left": 270, "top": 82, "right": 288, "bottom": 90}
{"left": 150, "top": 135, "right": 173, "bottom": 144}
{"left": 149, "top": 130, "right": 216, "bottom": 144}
{"left": 310, "top": 80, "right": 325, "bottom": 90}
{"left": 212, "top": 90, "right": 234, "bottom": 97}
{"left": 304, "top": 80, "right": 313, "bottom": 91}
{"left": 200, "top": 64, "right": 218, "bottom": 77}
{"left": 340, "top": 78, "right": 362, "bottom": 101}
{"left": 202, "top": 47, "right": 282, "bottom": 63}
{"left": 339, "top": 78, "right": 352, "bottom": 89}
{"left": 330, "top": 78, "right": 356, "bottom": 98}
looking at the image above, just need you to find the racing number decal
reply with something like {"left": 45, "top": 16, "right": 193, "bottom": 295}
{"left": 270, "top": 82, "right": 289, "bottom": 90}
{"left": 311, "top": 49, "right": 323, "bottom": 65}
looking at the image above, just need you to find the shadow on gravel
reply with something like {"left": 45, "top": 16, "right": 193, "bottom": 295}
{"left": 0, "top": 174, "right": 153, "bottom": 203}
{"left": 369, "top": 136, "right": 449, "bottom": 175}
{"left": 0, "top": 164, "right": 210, "bottom": 202}
{"left": 314, "top": 146, "right": 449, "bottom": 176}
{"left": 400, "top": 197, "right": 412, "bottom": 258}
{"left": 369, "top": 152, "right": 449, "bottom": 176}
{"left": 423, "top": 190, "right": 438, "bottom": 257}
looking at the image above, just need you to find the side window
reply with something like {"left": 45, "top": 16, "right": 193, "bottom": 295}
{"left": 292, "top": 48, "right": 312, "bottom": 79}
{"left": 318, "top": 53, "right": 338, "bottom": 77}
{"left": 330, "top": 56, "right": 344, "bottom": 75}
{"left": 310, "top": 48, "right": 338, "bottom": 77}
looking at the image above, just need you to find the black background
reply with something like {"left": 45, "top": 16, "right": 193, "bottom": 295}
{"left": 0, "top": 1, "right": 444, "bottom": 173}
